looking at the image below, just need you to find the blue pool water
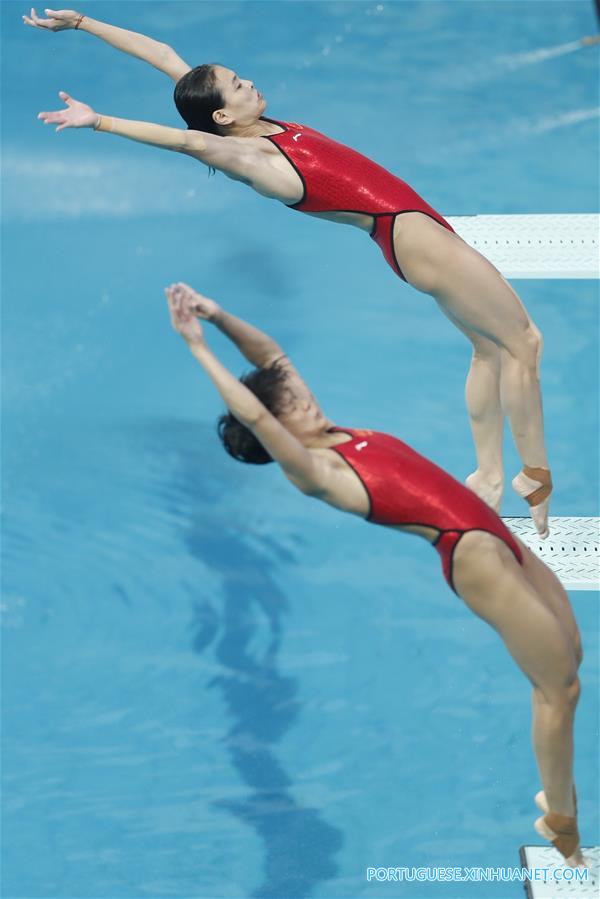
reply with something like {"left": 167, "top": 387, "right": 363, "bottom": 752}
{"left": 2, "top": 2, "right": 599, "bottom": 897}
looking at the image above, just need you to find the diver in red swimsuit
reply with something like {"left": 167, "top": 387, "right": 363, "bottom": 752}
{"left": 163, "top": 280, "right": 584, "bottom": 866}
{"left": 259, "top": 117, "right": 455, "bottom": 282}
{"left": 27, "top": 7, "right": 553, "bottom": 537}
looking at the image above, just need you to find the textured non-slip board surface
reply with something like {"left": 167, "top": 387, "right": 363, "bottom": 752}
{"left": 503, "top": 517, "right": 599, "bottom": 591}
{"left": 519, "top": 846, "right": 599, "bottom": 898}
{"left": 447, "top": 214, "right": 599, "bottom": 278}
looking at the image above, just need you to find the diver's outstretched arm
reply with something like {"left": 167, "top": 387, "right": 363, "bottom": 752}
{"left": 37, "top": 92, "right": 256, "bottom": 177}
{"left": 171, "top": 283, "right": 284, "bottom": 368}
{"left": 23, "top": 7, "right": 191, "bottom": 81}
{"left": 172, "top": 283, "right": 326, "bottom": 419}
{"left": 166, "top": 285, "right": 329, "bottom": 495}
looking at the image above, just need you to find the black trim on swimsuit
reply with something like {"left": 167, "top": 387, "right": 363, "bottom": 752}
{"left": 374, "top": 211, "right": 459, "bottom": 280}
{"left": 260, "top": 116, "right": 287, "bottom": 135}
{"left": 260, "top": 118, "right": 308, "bottom": 208}
{"left": 435, "top": 527, "right": 524, "bottom": 594}
{"left": 436, "top": 528, "right": 464, "bottom": 593}
{"left": 326, "top": 427, "right": 373, "bottom": 520}
{"left": 327, "top": 427, "right": 449, "bottom": 535}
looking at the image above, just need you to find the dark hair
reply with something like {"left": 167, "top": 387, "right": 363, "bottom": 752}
{"left": 217, "top": 364, "right": 290, "bottom": 465}
{"left": 174, "top": 64, "right": 224, "bottom": 135}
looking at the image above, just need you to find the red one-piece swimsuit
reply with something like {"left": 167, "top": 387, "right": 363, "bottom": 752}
{"left": 328, "top": 427, "right": 523, "bottom": 593}
{"left": 261, "top": 117, "right": 454, "bottom": 282}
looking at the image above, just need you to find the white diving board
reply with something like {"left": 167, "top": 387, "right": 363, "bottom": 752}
{"left": 519, "top": 845, "right": 599, "bottom": 898}
{"left": 503, "top": 517, "right": 600, "bottom": 591}
{"left": 446, "top": 214, "right": 600, "bottom": 279}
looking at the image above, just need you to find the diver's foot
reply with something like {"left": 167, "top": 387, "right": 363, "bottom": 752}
{"left": 534, "top": 789, "right": 585, "bottom": 866}
{"left": 533, "top": 812, "right": 585, "bottom": 868}
{"left": 581, "top": 34, "right": 600, "bottom": 46}
{"left": 512, "top": 466, "right": 552, "bottom": 538}
{"left": 465, "top": 470, "right": 503, "bottom": 512}
{"left": 534, "top": 814, "right": 586, "bottom": 867}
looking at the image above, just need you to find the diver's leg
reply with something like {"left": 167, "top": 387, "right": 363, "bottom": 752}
{"left": 439, "top": 310, "right": 504, "bottom": 510}
{"left": 518, "top": 543, "right": 583, "bottom": 666}
{"left": 393, "top": 215, "right": 551, "bottom": 533}
{"left": 518, "top": 543, "right": 583, "bottom": 822}
{"left": 452, "top": 531, "right": 583, "bottom": 862}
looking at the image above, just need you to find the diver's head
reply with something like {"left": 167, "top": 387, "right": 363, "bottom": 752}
{"left": 217, "top": 364, "right": 289, "bottom": 465}
{"left": 217, "top": 362, "right": 326, "bottom": 464}
{"left": 174, "top": 64, "right": 265, "bottom": 135}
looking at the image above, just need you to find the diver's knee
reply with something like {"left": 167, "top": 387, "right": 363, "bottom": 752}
{"left": 535, "top": 674, "right": 580, "bottom": 711}
{"left": 519, "top": 323, "right": 542, "bottom": 364}
{"left": 555, "top": 674, "right": 580, "bottom": 710}
{"left": 530, "top": 322, "right": 544, "bottom": 372}
{"left": 505, "top": 322, "right": 543, "bottom": 370}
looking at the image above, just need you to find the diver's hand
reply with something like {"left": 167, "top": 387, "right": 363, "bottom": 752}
{"left": 37, "top": 91, "right": 98, "bottom": 132}
{"left": 23, "top": 7, "right": 82, "bottom": 31}
{"left": 172, "top": 282, "right": 222, "bottom": 323}
{"left": 166, "top": 284, "right": 205, "bottom": 346}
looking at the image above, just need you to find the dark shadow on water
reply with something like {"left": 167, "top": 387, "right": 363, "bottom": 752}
{"left": 145, "top": 420, "right": 343, "bottom": 899}
{"left": 216, "top": 243, "right": 299, "bottom": 297}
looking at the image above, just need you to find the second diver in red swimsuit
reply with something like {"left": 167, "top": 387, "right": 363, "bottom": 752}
{"left": 29, "top": 9, "right": 553, "bottom": 538}
{"left": 164, "top": 280, "right": 584, "bottom": 867}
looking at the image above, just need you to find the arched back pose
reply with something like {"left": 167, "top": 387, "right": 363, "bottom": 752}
{"left": 163, "top": 280, "right": 584, "bottom": 866}
{"left": 26, "top": 7, "right": 553, "bottom": 536}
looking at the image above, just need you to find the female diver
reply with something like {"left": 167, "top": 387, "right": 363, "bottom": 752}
{"left": 26, "top": 7, "right": 553, "bottom": 536}
{"left": 163, "top": 280, "right": 584, "bottom": 866}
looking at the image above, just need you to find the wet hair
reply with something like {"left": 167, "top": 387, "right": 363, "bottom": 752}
{"left": 217, "top": 363, "right": 290, "bottom": 465}
{"left": 174, "top": 64, "right": 224, "bottom": 135}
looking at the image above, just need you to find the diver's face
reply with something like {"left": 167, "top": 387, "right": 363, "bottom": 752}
{"left": 277, "top": 388, "right": 326, "bottom": 444}
{"left": 212, "top": 65, "right": 266, "bottom": 126}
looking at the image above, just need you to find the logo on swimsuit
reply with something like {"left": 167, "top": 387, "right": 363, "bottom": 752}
{"left": 355, "top": 441, "right": 368, "bottom": 451}
{"left": 292, "top": 133, "right": 302, "bottom": 142}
